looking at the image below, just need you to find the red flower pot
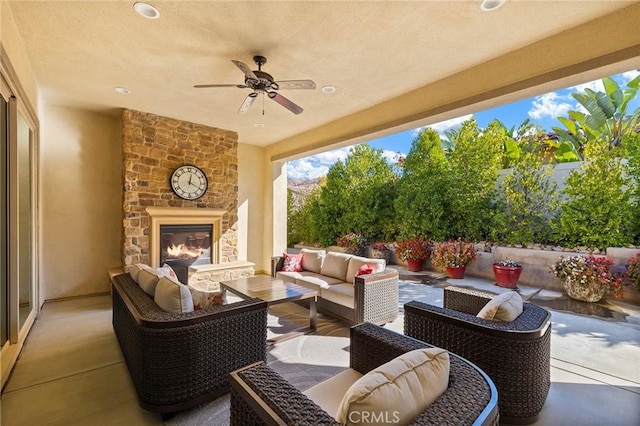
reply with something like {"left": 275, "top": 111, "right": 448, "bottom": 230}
{"left": 407, "top": 258, "right": 425, "bottom": 272}
{"left": 493, "top": 264, "right": 522, "bottom": 288}
{"left": 445, "top": 266, "right": 466, "bottom": 279}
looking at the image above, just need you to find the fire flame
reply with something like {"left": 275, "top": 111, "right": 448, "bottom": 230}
{"left": 166, "top": 244, "right": 203, "bottom": 259}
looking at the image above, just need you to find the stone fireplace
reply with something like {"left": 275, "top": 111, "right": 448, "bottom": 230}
{"left": 121, "top": 109, "right": 254, "bottom": 285}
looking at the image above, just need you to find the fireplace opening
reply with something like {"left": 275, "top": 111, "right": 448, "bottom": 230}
{"left": 160, "top": 224, "right": 213, "bottom": 284}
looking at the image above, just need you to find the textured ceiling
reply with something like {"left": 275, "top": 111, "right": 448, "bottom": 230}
{"left": 6, "top": 0, "right": 638, "bottom": 148}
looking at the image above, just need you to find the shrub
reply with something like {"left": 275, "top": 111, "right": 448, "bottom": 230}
{"left": 626, "top": 253, "right": 640, "bottom": 290}
{"left": 395, "top": 237, "right": 431, "bottom": 261}
{"left": 337, "top": 232, "right": 367, "bottom": 253}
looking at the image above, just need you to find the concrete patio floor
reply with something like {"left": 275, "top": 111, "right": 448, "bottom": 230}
{"left": 1, "top": 270, "right": 639, "bottom": 425}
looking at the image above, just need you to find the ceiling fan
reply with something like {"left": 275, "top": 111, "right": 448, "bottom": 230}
{"left": 194, "top": 55, "right": 316, "bottom": 115}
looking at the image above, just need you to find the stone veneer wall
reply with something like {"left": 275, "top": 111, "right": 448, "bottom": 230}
{"left": 121, "top": 109, "right": 238, "bottom": 266}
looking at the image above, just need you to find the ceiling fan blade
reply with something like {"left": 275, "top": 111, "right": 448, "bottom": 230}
{"left": 275, "top": 80, "right": 316, "bottom": 90}
{"left": 269, "top": 92, "right": 303, "bottom": 114}
{"left": 231, "top": 60, "right": 259, "bottom": 81}
{"left": 194, "top": 84, "right": 247, "bottom": 89}
{"left": 238, "top": 93, "right": 257, "bottom": 115}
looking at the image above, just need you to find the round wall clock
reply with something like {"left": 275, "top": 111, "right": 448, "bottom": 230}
{"left": 170, "top": 165, "right": 208, "bottom": 200}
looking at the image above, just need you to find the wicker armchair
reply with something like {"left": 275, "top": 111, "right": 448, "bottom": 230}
{"left": 404, "top": 286, "right": 551, "bottom": 424}
{"left": 111, "top": 273, "right": 268, "bottom": 415}
{"left": 230, "top": 322, "right": 499, "bottom": 425}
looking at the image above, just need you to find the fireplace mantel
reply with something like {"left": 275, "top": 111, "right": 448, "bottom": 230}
{"left": 146, "top": 207, "right": 227, "bottom": 268}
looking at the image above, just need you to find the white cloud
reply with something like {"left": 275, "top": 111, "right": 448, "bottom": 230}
{"left": 570, "top": 79, "right": 605, "bottom": 93}
{"left": 528, "top": 92, "right": 572, "bottom": 119}
{"left": 621, "top": 70, "right": 640, "bottom": 83}
{"left": 412, "top": 114, "right": 474, "bottom": 137}
{"left": 381, "top": 149, "right": 404, "bottom": 163}
{"left": 287, "top": 159, "right": 330, "bottom": 180}
{"left": 309, "top": 147, "right": 351, "bottom": 166}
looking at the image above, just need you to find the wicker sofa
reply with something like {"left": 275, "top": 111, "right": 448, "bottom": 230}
{"left": 404, "top": 286, "right": 552, "bottom": 424}
{"left": 229, "top": 322, "right": 499, "bottom": 425}
{"left": 111, "top": 272, "right": 268, "bottom": 415}
{"left": 271, "top": 249, "right": 399, "bottom": 325}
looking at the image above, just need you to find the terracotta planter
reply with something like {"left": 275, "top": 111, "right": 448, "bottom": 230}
{"left": 493, "top": 264, "right": 522, "bottom": 289}
{"left": 445, "top": 266, "right": 466, "bottom": 279}
{"left": 407, "top": 258, "right": 426, "bottom": 272}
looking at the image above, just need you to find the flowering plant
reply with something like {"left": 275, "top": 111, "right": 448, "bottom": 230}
{"left": 626, "top": 253, "right": 640, "bottom": 290}
{"left": 337, "top": 232, "right": 367, "bottom": 253}
{"left": 431, "top": 240, "right": 477, "bottom": 268}
{"left": 395, "top": 237, "right": 431, "bottom": 261}
{"left": 494, "top": 260, "right": 521, "bottom": 268}
{"left": 551, "top": 255, "right": 623, "bottom": 298}
{"left": 371, "top": 242, "right": 389, "bottom": 251}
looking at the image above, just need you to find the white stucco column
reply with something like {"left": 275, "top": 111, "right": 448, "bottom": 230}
{"left": 270, "top": 160, "right": 287, "bottom": 261}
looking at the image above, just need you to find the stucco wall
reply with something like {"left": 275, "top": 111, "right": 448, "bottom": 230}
{"left": 237, "top": 143, "right": 266, "bottom": 273}
{"left": 41, "top": 105, "right": 122, "bottom": 299}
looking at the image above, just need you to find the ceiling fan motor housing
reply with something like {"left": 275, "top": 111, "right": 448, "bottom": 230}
{"left": 247, "top": 70, "right": 277, "bottom": 92}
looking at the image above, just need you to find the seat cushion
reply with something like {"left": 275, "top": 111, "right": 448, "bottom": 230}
{"left": 336, "top": 348, "right": 450, "bottom": 425}
{"left": 345, "top": 256, "right": 386, "bottom": 284}
{"left": 321, "top": 252, "right": 353, "bottom": 281}
{"left": 300, "top": 248, "right": 326, "bottom": 273}
{"left": 303, "top": 368, "right": 363, "bottom": 419}
{"left": 296, "top": 275, "right": 344, "bottom": 292}
{"left": 154, "top": 277, "right": 194, "bottom": 313}
{"left": 276, "top": 270, "right": 323, "bottom": 283}
{"left": 477, "top": 291, "right": 523, "bottom": 322}
{"left": 321, "top": 283, "right": 354, "bottom": 309}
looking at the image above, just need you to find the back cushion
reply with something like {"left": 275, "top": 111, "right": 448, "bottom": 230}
{"left": 126, "top": 263, "right": 148, "bottom": 283}
{"left": 155, "top": 277, "right": 194, "bottom": 313}
{"left": 137, "top": 267, "right": 165, "bottom": 297}
{"left": 300, "top": 249, "right": 326, "bottom": 273}
{"left": 477, "top": 291, "right": 523, "bottom": 322}
{"left": 335, "top": 347, "right": 450, "bottom": 425}
{"left": 321, "top": 252, "right": 353, "bottom": 282}
{"left": 346, "top": 256, "right": 386, "bottom": 283}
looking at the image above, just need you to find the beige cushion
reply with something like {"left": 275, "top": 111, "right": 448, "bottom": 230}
{"left": 336, "top": 348, "right": 450, "bottom": 426}
{"left": 296, "top": 275, "right": 344, "bottom": 292}
{"left": 276, "top": 270, "right": 323, "bottom": 284}
{"left": 303, "top": 368, "right": 363, "bottom": 419}
{"left": 477, "top": 291, "right": 523, "bottom": 322}
{"left": 154, "top": 277, "right": 194, "bottom": 313}
{"left": 321, "top": 252, "right": 353, "bottom": 281}
{"left": 137, "top": 267, "right": 164, "bottom": 297}
{"left": 321, "top": 283, "right": 354, "bottom": 309}
{"left": 300, "top": 248, "right": 326, "bottom": 273}
{"left": 126, "top": 263, "right": 148, "bottom": 283}
{"left": 345, "top": 256, "right": 386, "bottom": 284}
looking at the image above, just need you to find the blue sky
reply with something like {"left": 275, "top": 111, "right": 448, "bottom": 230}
{"left": 287, "top": 69, "right": 640, "bottom": 180}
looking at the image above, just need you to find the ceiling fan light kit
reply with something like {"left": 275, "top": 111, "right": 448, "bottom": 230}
{"left": 195, "top": 55, "right": 316, "bottom": 115}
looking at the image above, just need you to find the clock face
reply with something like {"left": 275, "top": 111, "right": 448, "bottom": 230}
{"left": 170, "top": 165, "right": 208, "bottom": 200}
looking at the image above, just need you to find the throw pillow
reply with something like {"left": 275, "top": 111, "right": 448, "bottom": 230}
{"left": 477, "top": 291, "right": 523, "bottom": 322}
{"left": 345, "top": 256, "right": 385, "bottom": 284}
{"left": 282, "top": 253, "right": 303, "bottom": 272}
{"left": 335, "top": 348, "right": 450, "bottom": 425}
{"left": 159, "top": 263, "right": 178, "bottom": 281}
{"left": 356, "top": 264, "right": 374, "bottom": 277}
{"left": 154, "top": 277, "right": 194, "bottom": 313}
{"left": 190, "top": 287, "right": 225, "bottom": 310}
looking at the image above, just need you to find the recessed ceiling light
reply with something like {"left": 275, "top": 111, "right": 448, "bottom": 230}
{"left": 321, "top": 85, "right": 336, "bottom": 94}
{"left": 115, "top": 87, "right": 131, "bottom": 94}
{"left": 480, "top": 0, "right": 506, "bottom": 11}
{"left": 134, "top": 2, "right": 160, "bottom": 19}
{"left": 253, "top": 123, "right": 265, "bottom": 128}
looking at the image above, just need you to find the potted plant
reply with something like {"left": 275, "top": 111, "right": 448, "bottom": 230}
{"left": 370, "top": 242, "right": 392, "bottom": 263}
{"left": 431, "top": 240, "right": 477, "bottom": 278}
{"left": 551, "top": 255, "right": 623, "bottom": 302}
{"left": 492, "top": 260, "right": 523, "bottom": 289}
{"left": 626, "top": 253, "right": 640, "bottom": 290}
{"left": 336, "top": 232, "right": 367, "bottom": 256}
{"left": 395, "top": 237, "right": 431, "bottom": 272}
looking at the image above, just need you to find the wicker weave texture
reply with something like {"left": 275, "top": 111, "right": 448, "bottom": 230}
{"left": 230, "top": 323, "right": 499, "bottom": 426}
{"left": 112, "top": 273, "right": 268, "bottom": 413}
{"left": 405, "top": 291, "right": 551, "bottom": 424}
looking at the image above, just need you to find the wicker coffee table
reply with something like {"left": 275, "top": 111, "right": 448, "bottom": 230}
{"left": 220, "top": 275, "right": 318, "bottom": 343}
